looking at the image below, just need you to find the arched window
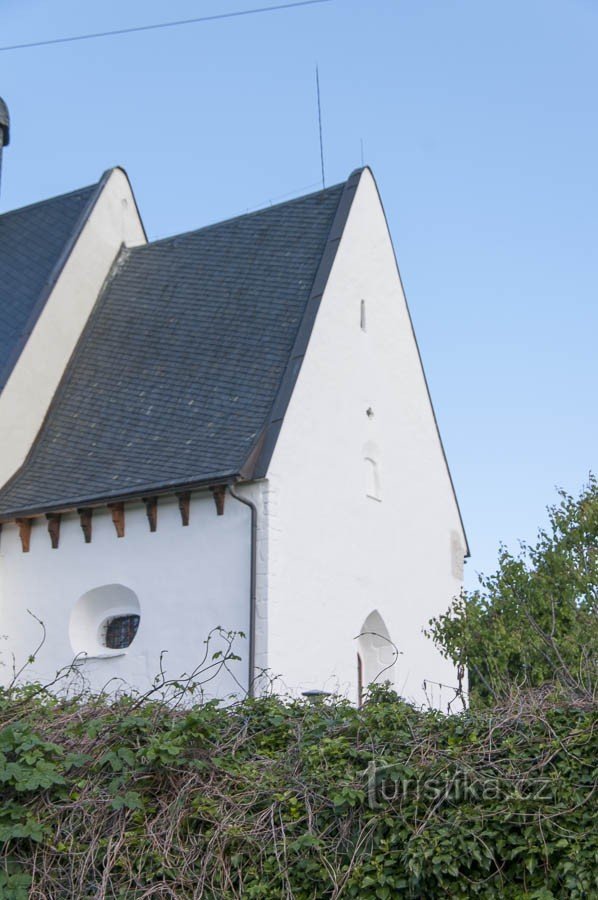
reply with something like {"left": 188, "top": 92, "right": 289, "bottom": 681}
{"left": 69, "top": 584, "right": 141, "bottom": 659}
{"left": 356, "top": 610, "right": 396, "bottom": 704}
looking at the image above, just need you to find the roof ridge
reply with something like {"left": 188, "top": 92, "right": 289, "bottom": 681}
{"left": 244, "top": 167, "right": 363, "bottom": 479}
{"left": 0, "top": 170, "right": 114, "bottom": 391}
{"left": 137, "top": 179, "right": 348, "bottom": 252}
{"left": 0, "top": 180, "right": 99, "bottom": 220}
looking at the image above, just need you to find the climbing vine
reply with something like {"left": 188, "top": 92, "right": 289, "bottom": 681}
{"left": 0, "top": 680, "right": 595, "bottom": 898}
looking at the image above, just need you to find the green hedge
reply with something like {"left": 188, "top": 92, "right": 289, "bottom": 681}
{"left": 0, "top": 684, "right": 596, "bottom": 898}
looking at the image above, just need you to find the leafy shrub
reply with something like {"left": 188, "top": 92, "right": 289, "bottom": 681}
{"left": 427, "top": 477, "right": 598, "bottom": 705}
{"left": 0, "top": 683, "right": 595, "bottom": 898}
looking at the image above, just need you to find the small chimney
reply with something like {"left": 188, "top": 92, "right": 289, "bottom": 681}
{"left": 0, "top": 97, "right": 10, "bottom": 198}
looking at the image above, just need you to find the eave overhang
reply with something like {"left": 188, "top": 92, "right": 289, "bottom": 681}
{"left": 0, "top": 469, "right": 246, "bottom": 524}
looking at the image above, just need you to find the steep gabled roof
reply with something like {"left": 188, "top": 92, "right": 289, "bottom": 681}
{"left": 0, "top": 171, "right": 362, "bottom": 518}
{"left": 0, "top": 177, "right": 108, "bottom": 390}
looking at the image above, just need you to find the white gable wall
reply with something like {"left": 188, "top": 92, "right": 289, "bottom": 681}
{"left": 0, "top": 493, "right": 252, "bottom": 699}
{"left": 0, "top": 168, "right": 466, "bottom": 707}
{"left": 264, "top": 169, "right": 466, "bottom": 709}
{"left": 0, "top": 169, "right": 146, "bottom": 486}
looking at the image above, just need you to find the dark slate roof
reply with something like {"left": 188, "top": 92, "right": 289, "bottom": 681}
{"left": 0, "top": 178, "right": 105, "bottom": 389}
{"left": 0, "top": 171, "right": 362, "bottom": 517}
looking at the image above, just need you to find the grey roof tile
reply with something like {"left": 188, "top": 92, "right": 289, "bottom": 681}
{"left": 0, "top": 181, "right": 101, "bottom": 388}
{"left": 0, "top": 176, "right": 357, "bottom": 517}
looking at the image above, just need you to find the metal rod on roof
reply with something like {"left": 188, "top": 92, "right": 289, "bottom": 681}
{"left": 316, "top": 65, "right": 326, "bottom": 189}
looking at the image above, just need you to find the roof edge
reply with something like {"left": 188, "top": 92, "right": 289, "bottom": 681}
{"left": 139, "top": 178, "right": 350, "bottom": 252}
{"left": 0, "top": 470, "right": 243, "bottom": 523}
{"left": 110, "top": 165, "right": 148, "bottom": 244}
{"left": 246, "top": 168, "right": 365, "bottom": 479}
{"left": 367, "top": 168, "right": 471, "bottom": 558}
{"left": 0, "top": 168, "right": 121, "bottom": 391}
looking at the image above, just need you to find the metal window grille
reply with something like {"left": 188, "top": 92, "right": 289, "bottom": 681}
{"left": 104, "top": 614, "right": 140, "bottom": 650}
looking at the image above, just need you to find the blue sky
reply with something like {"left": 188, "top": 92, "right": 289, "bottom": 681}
{"left": 1, "top": 0, "right": 596, "bottom": 589}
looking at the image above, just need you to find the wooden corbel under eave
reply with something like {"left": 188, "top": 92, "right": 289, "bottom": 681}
{"left": 78, "top": 508, "right": 93, "bottom": 543}
{"left": 108, "top": 502, "right": 125, "bottom": 538}
{"left": 177, "top": 492, "right": 190, "bottom": 526}
{"left": 46, "top": 513, "right": 62, "bottom": 549}
{"left": 210, "top": 485, "right": 226, "bottom": 516}
{"left": 15, "top": 518, "right": 33, "bottom": 553}
{"left": 144, "top": 497, "right": 158, "bottom": 532}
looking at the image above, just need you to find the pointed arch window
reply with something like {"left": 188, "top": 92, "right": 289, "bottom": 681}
{"left": 356, "top": 610, "right": 396, "bottom": 704}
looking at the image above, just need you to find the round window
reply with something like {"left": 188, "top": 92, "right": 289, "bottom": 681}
{"left": 69, "top": 585, "right": 141, "bottom": 658}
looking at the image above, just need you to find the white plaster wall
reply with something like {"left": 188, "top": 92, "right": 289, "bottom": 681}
{"left": 0, "top": 493, "right": 252, "bottom": 700}
{"left": 0, "top": 168, "right": 146, "bottom": 486}
{"left": 265, "top": 168, "right": 467, "bottom": 709}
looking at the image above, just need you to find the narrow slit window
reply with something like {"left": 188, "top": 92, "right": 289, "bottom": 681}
{"left": 104, "top": 614, "right": 140, "bottom": 650}
{"left": 360, "top": 299, "right": 367, "bottom": 332}
{"left": 365, "top": 457, "right": 381, "bottom": 501}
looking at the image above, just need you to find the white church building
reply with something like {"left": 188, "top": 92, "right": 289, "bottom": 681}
{"left": 0, "top": 98, "right": 468, "bottom": 707}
